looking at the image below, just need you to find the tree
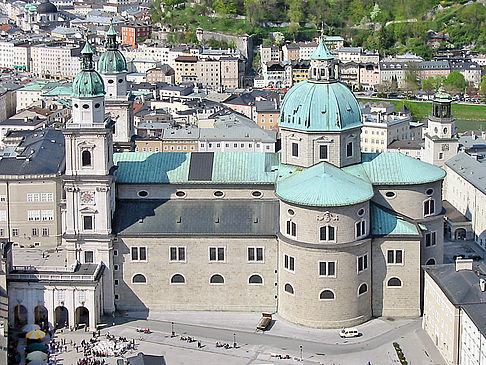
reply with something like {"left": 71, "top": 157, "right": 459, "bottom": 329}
{"left": 480, "top": 76, "right": 486, "bottom": 102}
{"left": 252, "top": 50, "right": 261, "bottom": 72}
{"left": 444, "top": 71, "right": 467, "bottom": 95}
{"left": 421, "top": 76, "right": 445, "bottom": 98}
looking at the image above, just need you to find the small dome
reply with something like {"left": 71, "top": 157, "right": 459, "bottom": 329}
{"left": 72, "top": 71, "right": 105, "bottom": 98}
{"left": 37, "top": 0, "right": 57, "bottom": 14}
{"left": 279, "top": 80, "right": 362, "bottom": 132}
{"left": 98, "top": 51, "right": 127, "bottom": 74}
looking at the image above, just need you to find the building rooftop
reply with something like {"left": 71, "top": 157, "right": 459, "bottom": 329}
{"left": 113, "top": 199, "right": 278, "bottom": 237}
{"left": 387, "top": 139, "right": 422, "bottom": 150}
{"left": 371, "top": 204, "right": 421, "bottom": 236}
{"left": 446, "top": 152, "right": 486, "bottom": 194}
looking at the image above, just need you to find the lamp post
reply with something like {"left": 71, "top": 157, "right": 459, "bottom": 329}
{"left": 171, "top": 321, "right": 175, "bottom": 337}
{"left": 299, "top": 345, "right": 303, "bottom": 361}
{"left": 233, "top": 333, "right": 236, "bottom": 348}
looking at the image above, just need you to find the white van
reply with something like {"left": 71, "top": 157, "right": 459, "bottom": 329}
{"left": 339, "top": 328, "right": 360, "bottom": 338}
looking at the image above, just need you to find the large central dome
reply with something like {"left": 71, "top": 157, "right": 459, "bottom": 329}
{"left": 278, "top": 37, "right": 362, "bottom": 132}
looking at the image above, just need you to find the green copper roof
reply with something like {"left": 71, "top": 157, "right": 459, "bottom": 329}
{"left": 434, "top": 87, "right": 452, "bottom": 103}
{"left": 72, "top": 39, "right": 105, "bottom": 98}
{"left": 279, "top": 80, "right": 362, "bottom": 132}
{"left": 311, "top": 37, "right": 334, "bottom": 60}
{"left": 107, "top": 23, "right": 117, "bottom": 36}
{"left": 113, "top": 152, "right": 279, "bottom": 184}
{"left": 98, "top": 51, "right": 127, "bottom": 74}
{"left": 344, "top": 152, "right": 446, "bottom": 185}
{"left": 275, "top": 162, "right": 373, "bottom": 207}
{"left": 371, "top": 204, "right": 420, "bottom": 236}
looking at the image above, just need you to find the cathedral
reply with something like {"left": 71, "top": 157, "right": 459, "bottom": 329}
{"left": 7, "top": 30, "right": 446, "bottom": 331}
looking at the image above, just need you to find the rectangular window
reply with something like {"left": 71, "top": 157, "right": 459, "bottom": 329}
{"left": 424, "top": 200, "right": 435, "bottom": 216}
{"left": 84, "top": 251, "right": 94, "bottom": 263}
{"left": 319, "top": 145, "right": 328, "bottom": 160}
{"left": 27, "top": 193, "right": 40, "bottom": 202}
{"left": 0, "top": 195, "right": 5, "bottom": 202}
{"left": 0, "top": 228, "right": 4, "bottom": 237}
{"left": 83, "top": 216, "right": 93, "bottom": 230}
{"left": 12, "top": 228, "right": 18, "bottom": 236}
{"left": 319, "top": 261, "right": 336, "bottom": 277}
{"left": 28, "top": 210, "right": 40, "bottom": 221}
{"left": 356, "top": 220, "right": 366, "bottom": 238}
{"left": 284, "top": 254, "right": 295, "bottom": 272}
{"left": 131, "top": 246, "right": 147, "bottom": 261}
{"left": 41, "top": 193, "right": 54, "bottom": 202}
{"left": 42, "top": 228, "right": 49, "bottom": 236}
{"left": 0, "top": 210, "right": 6, "bottom": 222}
{"left": 346, "top": 142, "right": 353, "bottom": 157}
{"left": 291, "top": 142, "right": 299, "bottom": 157}
{"left": 425, "top": 231, "right": 437, "bottom": 247}
{"left": 286, "top": 221, "right": 296, "bottom": 237}
{"left": 387, "top": 249, "right": 403, "bottom": 264}
{"left": 42, "top": 210, "right": 54, "bottom": 221}
{"left": 209, "top": 246, "right": 225, "bottom": 262}
{"left": 169, "top": 246, "right": 186, "bottom": 262}
{"left": 320, "top": 226, "right": 336, "bottom": 241}
{"left": 32, "top": 228, "right": 39, "bottom": 236}
{"left": 357, "top": 253, "right": 368, "bottom": 273}
{"left": 248, "top": 247, "right": 264, "bottom": 262}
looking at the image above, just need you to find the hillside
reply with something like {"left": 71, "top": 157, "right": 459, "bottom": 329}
{"left": 151, "top": 0, "right": 486, "bottom": 55}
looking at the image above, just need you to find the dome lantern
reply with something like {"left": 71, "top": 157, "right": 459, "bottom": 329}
{"left": 309, "top": 30, "right": 336, "bottom": 83}
{"left": 72, "top": 37, "right": 105, "bottom": 99}
{"left": 97, "top": 22, "right": 128, "bottom": 75}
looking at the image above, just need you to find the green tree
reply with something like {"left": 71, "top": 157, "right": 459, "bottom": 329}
{"left": 444, "top": 71, "right": 467, "bottom": 94}
{"left": 479, "top": 76, "right": 486, "bottom": 102}
{"left": 252, "top": 50, "right": 261, "bottom": 72}
{"left": 212, "top": 0, "right": 238, "bottom": 14}
{"left": 421, "top": 75, "right": 445, "bottom": 98}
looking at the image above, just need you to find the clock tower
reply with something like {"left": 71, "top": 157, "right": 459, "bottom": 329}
{"left": 63, "top": 38, "right": 116, "bottom": 314}
{"left": 422, "top": 88, "right": 459, "bottom": 167}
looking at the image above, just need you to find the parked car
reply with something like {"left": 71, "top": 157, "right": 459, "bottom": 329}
{"left": 339, "top": 328, "right": 360, "bottom": 338}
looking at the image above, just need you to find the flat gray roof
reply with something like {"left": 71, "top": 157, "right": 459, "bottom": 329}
{"left": 446, "top": 152, "right": 486, "bottom": 195}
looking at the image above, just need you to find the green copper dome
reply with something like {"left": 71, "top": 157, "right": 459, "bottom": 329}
{"left": 98, "top": 23, "right": 128, "bottom": 74}
{"left": 279, "top": 81, "right": 362, "bottom": 132}
{"left": 72, "top": 40, "right": 105, "bottom": 98}
{"left": 276, "top": 162, "right": 373, "bottom": 207}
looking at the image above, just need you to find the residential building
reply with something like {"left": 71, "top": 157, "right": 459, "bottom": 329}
{"left": 324, "top": 36, "right": 344, "bottom": 50}
{"left": 31, "top": 43, "right": 82, "bottom": 79}
{"left": 197, "top": 58, "right": 221, "bottom": 91}
{"left": 282, "top": 44, "right": 299, "bottom": 62}
{"left": 290, "top": 60, "right": 310, "bottom": 85}
{"left": 450, "top": 62, "right": 482, "bottom": 87}
{"left": 121, "top": 23, "right": 152, "bottom": 48}
{"left": 297, "top": 42, "right": 317, "bottom": 60}
{"left": 259, "top": 45, "right": 281, "bottom": 65}
{"left": 417, "top": 61, "right": 450, "bottom": 81}
{"left": 255, "top": 100, "right": 280, "bottom": 136}
{"left": 146, "top": 65, "right": 175, "bottom": 84}
{"left": 174, "top": 56, "right": 198, "bottom": 84}
{"left": 220, "top": 57, "right": 244, "bottom": 90}
{"left": 361, "top": 113, "right": 413, "bottom": 153}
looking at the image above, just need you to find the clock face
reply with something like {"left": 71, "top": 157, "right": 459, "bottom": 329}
{"left": 80, "top": 191, "right": 94, "bottom": 204}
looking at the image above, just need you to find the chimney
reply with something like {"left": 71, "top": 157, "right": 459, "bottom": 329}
{"left": 480, "top": 278, "right": 486, "bottom": 292}
{"left": 455, "top": 257, "right": 473, "bottom": 272}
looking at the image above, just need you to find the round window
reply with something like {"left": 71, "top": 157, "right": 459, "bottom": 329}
{"left": 108, "top": 79, "right": 114, "bottom": 84}
{"left": 443, "top": 127, "right": 447, "bottom": 134}
{"left": 118, "top": 79, "right": 123, "bottom": 83}
{"left": 385, "top": 191, "right": 396, "bottom": 199}
{"left": 94, "top": 103, "right": 100, "bottom": 108}
{"left": 357, "top": 208, "right": 365, "bottom": 217}
{"left": 74, "top": 103, "right": 79, "bottom": 108}
{"left": 213, "top": 191, "right": 224, "bottom": 197}
{"left": 287, "top": 209, "right": 295, "bottom": 216}
{"left": 251, "top": 191, "right": 262, "bottom": 198}
{"left": 434, "top": 127, "right": 438, "bottom": 134}
{"left": 137, "top": 190, "right": 148, "bottom": 197}
{"left": 82, "top": 104, "right": 89, "bottom": 109}
{"left": 175, "top": 191, "right": 186, "bottom": 197}
{"left": 426, "top": 188, "right": 434, "bottom": 196}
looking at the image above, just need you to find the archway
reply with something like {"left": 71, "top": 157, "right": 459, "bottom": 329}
{"left": 75, "top": 306, "right": 89, "bottom": 329}
{"left": 54, "top": 306, "right": 68, "bottom": 329}
{"left": 14, "top": 305, "right": 27, "bottom": 327}
{"left": 34, "top": 305, "right": 48, "bottom": 326}
{"left": 455, "top": 228, "right": 466, "bottom": 240}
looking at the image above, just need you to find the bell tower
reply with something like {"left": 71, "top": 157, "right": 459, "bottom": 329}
{"left": 63, "top": 37, "right": 116, "bottom": 314}
{"left": 422, "top": 88, "right": 459, "bottom": 167}
{"left": 98, "top": 23, "right": 134, "bottom": 151}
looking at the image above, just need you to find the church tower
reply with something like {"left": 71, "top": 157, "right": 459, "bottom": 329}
{"left": 422, "top": 88, "right": 459, "bottom": 167}
{"left": 98, "top": 23, "right": 134, "bottom": 151}
{"left": 63, "top": 39, "right": 116, "bottom": 314}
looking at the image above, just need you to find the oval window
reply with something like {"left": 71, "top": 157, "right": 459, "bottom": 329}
{"left": 426, "top": 188, "right": 434, "bottom": 196}
{"left": 74, "top": 103, "right": 79, "bottom": 108}
{"left": 287, "top": 209, "right": 295, "bottom": 216}
{"left": 357, "top": 208, "right": 365, "bottom": 217}
{"left": 108, "top": 79, "right": 114, "bottom": 84}
{"left": 443, "top": 127, "right": 447, "bottom": 134}
{"left": 137, "top": 190, "right": 148, "bottom": 197}
{"left": 82, "top": 104, "right": 89, "bottom": 109}
{"left": 251, "top": 191, "right": 262, "bottom": 198}
{"left": 213, "top": 191, "right": 224, "bottom": 197}
{"left": 94, "top": 103, "right": 100, "bottom": 108}
{"left": 175, "top": 191, "right": 186, "bottom": 198}
{"left": 118, "top": 79, "right": 123, "bottom": 83}
{"left": 385, "top": 191, "right": 396, "bottom": 199}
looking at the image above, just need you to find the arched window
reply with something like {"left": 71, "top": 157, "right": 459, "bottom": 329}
{"left": 82, "top": 150, "right": 91, "bottom": 167}
{"left": 170, "top": 274, "right": 185, "bottom": 284}
{"left": 387, "top": 277, "right": 402, "bottom": 287}
{"left": 426, "top": 258, "right": 436, "bottom": 265}
{"left": 320, "top": 226, "right": 336, "bottom": 242}
{"left": 248, "top": 274, "right": 263, "bottom": 285}
{"left": 132, "top": 274, "right": 146, "bottom": 284}
{"left": 424, "top": 199, "right": 435, "bottom": 216}
{"left": 358, "top": 283, "right": 368, "bottom": 295}
{"left": 346, "top": 141, "right": 353, "bottom": 157}
{"left": 319, "top": 290, "right": 335, "bottom": 300}
{"left": 210, "top": 274, "right": 224, "bottom": 284}
{"left": 284, "top": 283, "right": 294, "bottom": 294}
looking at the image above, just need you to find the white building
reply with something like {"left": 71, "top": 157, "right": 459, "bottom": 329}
{"left": 31, "top": 43, "right": 82, "bottom": 79}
